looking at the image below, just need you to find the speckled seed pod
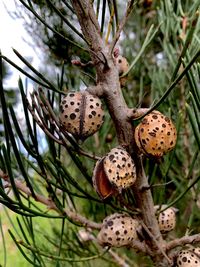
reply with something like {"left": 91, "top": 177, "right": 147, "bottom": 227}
{"left": 155, "top": 205, "right": 176, "bottom": 233}
{"left": 134, "top": 110, "right": 177, "bottom": 158}
{"left": 97, "top": 213, "right": 140, "bottom": 247}
{"left": 92, "top": 147, "right": 136, "bottom": 199}
{"left": 177, "top": 249, "right": 200, "bottom": 267}
{"left": 60, "top": 91, "right": 104, "bottom": 140}
{"left": 115, "top": 55, "right": 129, "bottom": 87}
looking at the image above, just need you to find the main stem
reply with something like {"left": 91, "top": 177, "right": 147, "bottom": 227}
{"left": 72, "top": 1, "right": 166, "bottom": 265}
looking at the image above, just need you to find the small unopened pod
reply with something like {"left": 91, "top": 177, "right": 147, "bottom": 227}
{"left": 60, "top": 91, "right": 104, "bottom": 141}
{"left": 134, "top": 111, "right": 177, "bottom": 158}
{"left": 177, "top": 248, "right": 200, "bottom": 267}
{"left": 97, "top": 213, "right": 140, "bottom": 247}
{"left": 115, "top": 55, "right": 129, "bottom": 87}
{"left": 92, "top": 147, "right": 136, "bottom": 199}
{"left": 154, "top": 205, "right": 177, "bottom": 233}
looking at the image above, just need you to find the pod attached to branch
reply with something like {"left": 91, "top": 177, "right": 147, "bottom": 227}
{"left": 176, "top": 248, "right": 200, "bottom": 266}
{"left": 97, "top": 213, "right": 140, "bottom": 247}
{"left": 154, "top": 205, "right": 177, "bottom": 233}
{"left": 134, "top": 111, "right": 177, "bottom": 158}
{"left": 60, "top": 91, "right": 104, "bottom": 141}
{"left": 92, "top": 146, "right": 136, "bottom": 199}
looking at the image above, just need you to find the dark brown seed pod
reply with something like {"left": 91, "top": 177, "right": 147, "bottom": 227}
{"left": 97, "top": 213, "right": 140, "bottom": 247}
{"left": 92, "top": 147, "right": 136, "bottom": 199}
{"left": 134, "top": 110, "right": 177, "bottom": 158}
{"left": 59, "top": 91, "right": 104, "bottom": 141}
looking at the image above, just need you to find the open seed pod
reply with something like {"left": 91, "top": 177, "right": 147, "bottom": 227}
{"left": 134, "top": 110, "right": 177, "bottom": 158}
{"left": 97, "top": 213, "right": 140, "bottom": 247}
{"left": 177, "top": 249, "right": 200, "bottom": 267}
{"left": 60, "top": 91, "right": 104, "bottom": 141}
{"left": 92, "top": 147, "right": 136, "bottom": 199}
{"left": 154, "top": 205, "right": 177, "bottom": 233}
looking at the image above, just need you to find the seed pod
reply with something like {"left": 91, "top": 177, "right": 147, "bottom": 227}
{"left": 92, "top": 147, "right": 136, "bottom": 199}
{"left": 115, "top": 55, "right": 129, "bottom": 87}
{"left": 60, "top": 91, "right": 104, "bottom": 141}
{"left": 97, "top": 213, "right": 140, "bottom": 247}
{"left": 154, "top": 205, "right": 177, "bottom": 233}
{"left": 177, "top": 249, "right": 200, "bottom": 267}
{"left": 134, "top": 111, "right": 177, "bottom": 158}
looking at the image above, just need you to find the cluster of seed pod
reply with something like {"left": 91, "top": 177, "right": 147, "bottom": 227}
{"left": 97, "top": 213, "right": 141, "bottom": 247}
{"left": 92, "top": 146, "right": 136, "bottom": 199}
{"left": 60, "top": 91, "right": 104, "bottom": 141}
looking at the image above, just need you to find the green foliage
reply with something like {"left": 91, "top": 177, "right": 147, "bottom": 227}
{"left": 0, "top": 0, "right": 200, "bottom": 266}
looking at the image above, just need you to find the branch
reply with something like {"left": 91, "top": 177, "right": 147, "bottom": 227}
{"left": 166, "top": 234, "right": 200, "bottom": 252}
{"left": 109, "top": 1, "right": 136, "bottom": 55}
{"left": 0, "top": 170, "right": 102, "bottom": 230}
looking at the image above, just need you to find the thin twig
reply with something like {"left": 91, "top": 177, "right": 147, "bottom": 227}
{"left": 109, "top": 1, "right": 136, "bottom": 55}
{"left": 139, "top": 220, "right": 172, "bottom": 265}
{"left": 0, "top": 170, "right": 102, "bottom": 230}
{"left": 166, "top": 234, "right": 200, "bottom": 252}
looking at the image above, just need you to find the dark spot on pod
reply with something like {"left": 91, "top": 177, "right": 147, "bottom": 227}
{"left": 70, "top": 113, "right": 76, "bottom": 120}
{"left": 118, "top": 59, "right": 122, "bottom": 63}
{"left": 91, "top": 111, "right": 96, "bottom": 116}
{"left": 62, "top": 100, "right": 67, "bottom": 104}
{"left": 109, "top": 155, "right": 114, "bottom": 161}
{"left": 70, "top": 101, "right": 75, "bottom": 105}
{"left": 142, "top": 139, "right": 147, "bottom": 144}
{"left": 165, "top": 117, "right": 170, "bottom": 123}
{"left": 182, "top": 257, "right": 187, "bottom": 262}
{"left": 124, "top": 230, "right": 127, "bottom": 234}
{"left": 117, "top": 164, "right": 121, "bottom": 169}
{"left": 152, "top": 115, "right": 158, "bottom": 119}
{"left": 115, "top": 231, "right": 120, "bottom": 235}
{"left": 69, "top": 93, "right": 75, "bottom": 97}
{"left": 140, "top": 128, "right": 144, "bottom": 133}
{"left": 75, "top": 108, "right": 79, "bottom": 112}
{"left": 156, "top": 127, "right": 159, "bottom": 130}
{"left": 170, "top": 141, "right": 174, "bottom": 146}
{"left": 96, "top": 103, "right": 100, "bottom": 106}
{"left": 167, "top": 132, "right": 171, "bottom": 135}
{"left": 116, "top": 237, "right": 121, "bottom": 241}
{"left": 108, "top": 237, "right": 112, "bottom": 241}
{"left": 122, "top": 157, "right": 126, "bottom": 161}
{"left": 107, "top": 220, "right": 113, "bottom": 227}
{"left": 90, "top": 105, "right": 94, "bottom": 109}
{"left": 97, "top": 124, "right": 100, "bottom": 128}
{"left": 108, "top": 169, "right": 112, "bottom": 173}
{"left": 149, "top": 132, "right": 156, "bottom": 137}
{"left": 162, "top": 124, "right": 166, "bottom": 128}
{"left": 61, "top": 109, "right": 64, "bottom": 113}
{"left": 89, "top": 114, "right": 92, "bottom": 119}
{"left": 127, "top": 163, "right": 131, "bottom": 167}
{"left": 65, "top": 104, "right": 68, "bottom": 108}
{"left": 64, "top": 114, "right": 68, "bottom": 118}
{"left": 142, "top": 118, "right": 148, "bottom": 124}
{"left": 90, "top": 98, "right": 94, "bottom": 102}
